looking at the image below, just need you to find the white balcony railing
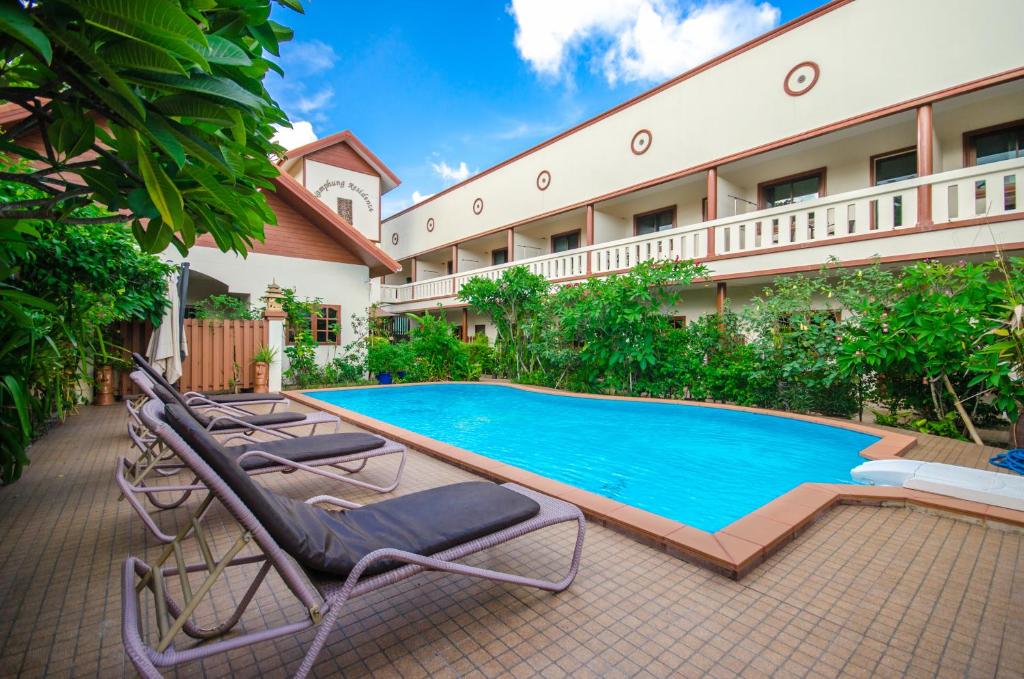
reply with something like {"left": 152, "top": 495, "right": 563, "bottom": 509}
{"left": 379, "top": 158, "right": 1024, "bottom": 305}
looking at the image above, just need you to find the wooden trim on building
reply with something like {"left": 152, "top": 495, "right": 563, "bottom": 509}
{"left": 757, "top": 167, "right": 827, "bottom": 210}
{"left": 550, "top": 229, "right": 582, "bottom": 254}
{"left": 962, "top": 117, "right": 1024, "bottom": 167}
{"left": 869, "top": 146, "right": 917, "bottom": 186}
{"left": 632, "top": 205, "right": 678, "bottom": 236}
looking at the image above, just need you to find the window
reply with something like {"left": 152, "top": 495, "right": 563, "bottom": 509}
{"left": 491, "top": 248, "right": 508, "bottom": 266}
{"left": 336, "top": 197, "right": 353, "bottom": 224}
{"left": 550, "top": 230, "right": 580, "bottom": 253}
{"left": 446, "top": 260, "right": 453, "bottom": 275}
{"left": 669, "top": 315, "right": 686, "bottom": 329}
{"left": 966, "top": 121, "right": 1024, "bottom": 166}
{"left": 313, "top": 305, "right": 341, "bottom": 345}
{"left": 474, "top": 324, "right": 486, "bottom": 337}
{"left": 758, "top": 169, "right": 825, "bottom": 209}
{"left": 872, "top": 148, "right": 917, "bottom": 185}
{"left": 634, "top": 206, "right": 675, "bottom": 235}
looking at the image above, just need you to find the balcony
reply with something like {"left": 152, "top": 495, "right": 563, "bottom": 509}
{"left": 378, "top": 158, "right": 1024, "bottom": 308}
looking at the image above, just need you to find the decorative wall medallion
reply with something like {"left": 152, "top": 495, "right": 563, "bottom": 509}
{"left": 536, "top": 170, "right": 551, "bottom": 191}
{"left": 631, "top": 129, "right": 652, "bottom": 155}
{"left": 783, "top": 61, "right": 820, "bottom": 97}
{"left": 391, "top": 233, "right": 399, "bottom": 245}
{"left": 426, "top": 217, "right": 435, "bottom": 232}
{"left": 472, "top": 197, "right": 484, "bottom": 215}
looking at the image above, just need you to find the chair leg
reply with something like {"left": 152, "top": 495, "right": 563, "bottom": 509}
{"left": 293, "top": 603, "right": 343, "bottom": 679}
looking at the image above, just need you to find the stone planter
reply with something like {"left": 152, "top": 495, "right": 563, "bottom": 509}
{"left": 94, "top": 364, "right": 115, "bottom": 406}
{"left": 253, "top": 361, "right": 270, "bottom": 393}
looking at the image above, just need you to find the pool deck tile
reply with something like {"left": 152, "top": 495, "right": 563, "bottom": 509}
{"left": 3, "top": 402, "right": 1024, "bottom": 678}
{"left": 720, "top": 513, "right": 795, "bottom": 553}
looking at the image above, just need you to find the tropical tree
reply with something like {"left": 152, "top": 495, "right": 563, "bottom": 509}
{"left": 0, "top": 0, "right": 303, "bottom": 255}
{"left": 459, "top": 266, "right": 550, "bottom": 379}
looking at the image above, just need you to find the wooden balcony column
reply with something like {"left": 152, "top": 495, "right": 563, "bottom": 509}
{"left": 916, "top": 104, "right": 934, "bottom": 226}
{"left": 507, "top": 228, "right": 515, "bottom": 262}
{"left": 716, "top": 281, "right": 727, "bottom": 316}
{"left": 706, "top": 167, "right": 718, "bottom": 257}
{"left": 585, "top": 204, "right": 595, "bottom": 274}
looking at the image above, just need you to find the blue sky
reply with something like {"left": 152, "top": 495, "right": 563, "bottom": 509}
{"left": 268, "top": 0, "right": 825, "bottom": 217}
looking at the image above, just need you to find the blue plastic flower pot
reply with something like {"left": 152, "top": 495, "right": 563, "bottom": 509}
{"left": 376, "top": 372, "right": 393, "bottom": 385}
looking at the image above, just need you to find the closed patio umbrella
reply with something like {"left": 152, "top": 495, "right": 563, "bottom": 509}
{"left": 146, "top": 272, "right": 188, "bottom": 384}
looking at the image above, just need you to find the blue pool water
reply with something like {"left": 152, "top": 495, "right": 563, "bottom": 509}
{"left": 307, "top": 384, "right": 877, "bottom": 532}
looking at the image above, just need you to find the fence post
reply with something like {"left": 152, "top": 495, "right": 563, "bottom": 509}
{"left": 263, "top": 283, "right": 287, "bottom": 393}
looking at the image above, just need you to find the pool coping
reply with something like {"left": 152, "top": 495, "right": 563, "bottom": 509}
{"left": 285, "top": 382, "right": 1022, "bottom": 579}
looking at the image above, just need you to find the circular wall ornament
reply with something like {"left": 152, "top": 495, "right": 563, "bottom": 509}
{"left": 630, "top": 129, "right": 652, "bottom": 155}
{"left": 426, "top": 217, "right": 435, "bottom": 232}
{"left": 391, "top": 233, "right": 399, "bottom": 245}
{"left": 472, "top": 197, "right": 484, "bottom": 215}
{"left": 783, "top": 61, "right": 820, "bottom": 96}
{"left": 536, "top": 170, "right": 551, "bottom": 191}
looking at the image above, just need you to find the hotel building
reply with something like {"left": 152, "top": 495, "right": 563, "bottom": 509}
{"left": 367, "top": 0, "right": 1024, "bottom": 340}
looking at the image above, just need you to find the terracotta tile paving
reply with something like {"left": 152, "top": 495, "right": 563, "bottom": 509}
{"left": 0, "top": 404, "right": 1022, "bottom": 678}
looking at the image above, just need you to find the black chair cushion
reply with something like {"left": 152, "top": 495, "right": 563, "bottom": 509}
{"left": 133, "top": 352, "right": 283, "bottom": 404}
{"left": 207, "top": 392, "right": 285, "bottom": 404}
{"left": 229, "top": 432, "right": 386, "bottom": 470}
{"left": 164, "top": 404, "right": 540, "bottom": 578}
{"left": 151, "top": 384, "right": 305, "bottom": 429}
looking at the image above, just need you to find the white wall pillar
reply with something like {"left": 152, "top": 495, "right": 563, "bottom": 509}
{"left": 267, "top": 317, "right": 285, "bottom": 393}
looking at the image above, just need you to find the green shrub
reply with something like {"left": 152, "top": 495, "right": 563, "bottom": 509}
{"left": 193, "top": 294, "right": 261, "bottom": 320}
{"left": 406, "top": 311, "right": 471, "bottom": 381}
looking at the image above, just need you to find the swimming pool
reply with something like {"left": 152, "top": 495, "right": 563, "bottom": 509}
{"left": 305, "top": 383, "right": 878, "bottom": 532}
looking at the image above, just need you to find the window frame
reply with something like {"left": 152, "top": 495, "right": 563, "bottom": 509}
{"left": 312, "top": 304, "right": 342, "bottom": 346}
{"left": 757, "top": 167, "right": 827, "bottom": 210}
{"left": 963, "top": 118, "right": 1024, "bottom": 167}
{"left": 491, "top": 247, "right": 509, "bottom": 266}
{"left": 869, "top": 146, "right": 917, "bottom": 186}
{"left": 549, "top": 229, "right": 582, "bottom": 254}
{"left": 632, "top": 205, "right": 677, "bottom": 236}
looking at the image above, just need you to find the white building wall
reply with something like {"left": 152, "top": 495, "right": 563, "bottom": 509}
{"left": 165, "top": 247, "right": 373, "bottom": 367}
{"left": 303, "top": 160, "right": 382, "bottom": 242}
{"left": 382, "top": 0, "right": 1024, "bottom": 260}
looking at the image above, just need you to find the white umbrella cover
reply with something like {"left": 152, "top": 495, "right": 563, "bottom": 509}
{"left": 146, "top": 273, "right": 188, "bottom": 384}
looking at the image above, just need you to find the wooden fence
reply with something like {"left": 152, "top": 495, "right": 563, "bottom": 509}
{"left": 110, "top": 319, "right": 269, "bottom": 396}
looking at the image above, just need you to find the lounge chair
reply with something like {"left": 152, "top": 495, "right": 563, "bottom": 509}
{"left": 132, "top": 371, "right": 338, "bottom": 434}
{"left": 132, "top": 351, "right": 290, "bottom": 409}
{"left": 119, "top": 400, "right": 407, "bottom": 543}
{"left": 122, "top": 400, "right": 585, "bottom": 678}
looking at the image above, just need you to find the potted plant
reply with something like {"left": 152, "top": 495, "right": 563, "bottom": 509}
{"left": 252, "top": 345, "right": 278, "bottom": 393}
{"left": 367, "top": 337, "right": 396, "bottom": 384}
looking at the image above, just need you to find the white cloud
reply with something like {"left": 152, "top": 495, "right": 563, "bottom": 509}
{"left": 431, "top": 160, "right": 473, "bottom": 184}
{"left": 281, "top": 39, "right": 338, "bottom": 75}
{"left": 272, "top": 121, "right": 317, "bottom": 150}
{"left": 381, "top": 190, "right": 436, "bottom": 219}
{"left": 292, "top": 87, "right": 334, "bottom": 115}
{"left": 508, "top": 0, "right": 780, "bottom": 85}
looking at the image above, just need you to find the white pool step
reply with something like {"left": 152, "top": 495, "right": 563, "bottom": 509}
{"left": 851, "top": 460, "right": 1024, "bottom": 512}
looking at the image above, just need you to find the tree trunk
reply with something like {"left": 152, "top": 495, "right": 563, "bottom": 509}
{"left": 941, "top": 372, "right": 983, "bottom": 445}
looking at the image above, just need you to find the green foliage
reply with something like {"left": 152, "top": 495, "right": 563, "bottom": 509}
{"left": 0, "top": 156, "right": 172, "bottom": 482}
{"left": 552, "top": 260, "right": 709, "bottom": 393}
{"left": 459, "top": 266, "right": 550, "bottom": 379}
{"left": 406, "top": 311, "right": 471, "bottom": 381}
{"left": 252, "top": 344, "right": 277, "bottom": 364}
{"left": 461, "top": 257, "right": 1024, "bottom": 440}
{"left": 465, "top": 333, "right": 496, "bottom": 376}
{"left": 193, "top": 294, "right": 261, "bottom": 320}
{"left": 0, "top": 0, "right": 303, "bottom": 255}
